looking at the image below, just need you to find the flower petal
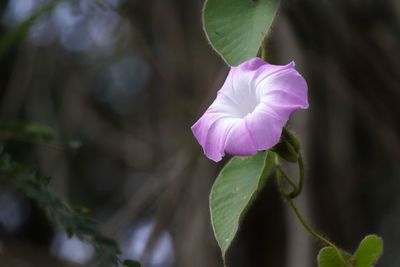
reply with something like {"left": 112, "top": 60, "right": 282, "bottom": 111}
{"left": 245, "top": 63, "right": 309, "bottom": 151}
{"left": 258, "top": 62, "right": 309, "bottom": 118}
{"left": 245, "top": 103, "right": 286, "bottom": 151}
{"left": 192, "top": 58, "right": 308, "bottom": 162}
{"left": 191, "top": 111, "right": 237, "bottom": 162}
{"left": 223, "top": 119, "right": 257, "bottom": 156}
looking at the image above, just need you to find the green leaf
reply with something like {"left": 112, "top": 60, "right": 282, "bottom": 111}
{"left": 0, "top": 152, "right": 125, "bottom": 267}
{"left": 210, "top": 151, "right": 274, "bottom": 258}
{"left": 0, "top": 121, "right": 54, "bottom": 142}
{"left": 353, "top": 235, "right": 383, "bottom": 267}
{"left": 203, "top": 0, "right": 280, "bottom": 66}
{"left": 123, "top": 259, "right": 141, "bottom": 267}
{"left": 318, "top": 247, "right": 351, "bottom": 267}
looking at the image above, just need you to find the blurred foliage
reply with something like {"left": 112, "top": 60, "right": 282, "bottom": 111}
{"left": 0, "top": 121, "right": 54, "bottom": 143}
{"left": 0, "top": 0, "right": 65, "bottom": 60}
{"left": 122, "top": 260, "right": 141, "bottom": 267}
{"left": 0, "top": 122, "right": 140, "bottom": 267}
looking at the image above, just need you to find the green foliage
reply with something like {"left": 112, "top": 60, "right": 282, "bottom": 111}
{"left": 318, "top": 235, "right": 383, "bottom": 267}
{"left": 203, "top": 0, "right": 280, "bottom": 66}
{"left": 318, "top": 247, "right": 351, "bottom": 267}
{"left": 123, "top": 260, "right": 142, "bottom": 267}
{"left": 210, "top": 151, "right": 275, "bottom": 259}
{"left": 0, "top": 121, "right": 54, "bottom": 143}
{"left": 353, "top": 235, "right": 383, "bottom": 267}
{"left": 0, "top": 150, "right": 140, "bottom": 267}
{"left": 0, "top": 1, "right": 64, "bottom": 61}
{"left": 272, "top": 128, "right": 301, "bottom": 163}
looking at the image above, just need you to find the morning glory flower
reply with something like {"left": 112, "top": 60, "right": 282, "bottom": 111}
{"left": 191, "top": 58, "right": 308, "bottom": 162}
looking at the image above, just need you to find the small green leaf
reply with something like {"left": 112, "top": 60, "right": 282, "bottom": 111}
{"left": 318, "top": 247, "right": 351, "bottom": 267}
{"left": 353, "top": 235, "right": 383, "bottom": 267}
{"left": 0, "top": 152, "right": 125, "bottom": 267}
{"left": 210, "top": 151, "right": 274, "bottom": 258}
{"left": 0, "top": 121, "right": 54, "bottom": 142}
{"left": 123, "top": 259, "right": 141, "bottom": 267}
{"left": 203, "top": 0, "right": 280, "bottom": 66}
{"left": 272, "top": 139, "right": 298, "bottom": 162}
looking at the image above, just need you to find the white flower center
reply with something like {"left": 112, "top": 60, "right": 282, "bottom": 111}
{"left": 217, "top": 78, "right": 263, "bottom": 119}
{"left": 234, "top": 94, "right": 260, "bottom": 118}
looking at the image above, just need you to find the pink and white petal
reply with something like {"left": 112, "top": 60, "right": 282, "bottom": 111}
{"left": 236, "top": 57, "right": 266, "bottom": 71}
{"left": 259, "top": 66, "right": 308, "bottom": 118}
{"left": 191, "top": 111, "right": 237, "bottom": 162}
{"left": 224, "top": 59, "right": 298, "bottom": 107}
{"left": 220, "top": 58, "right": 264, "bottom": 96}
{"left": 191, "top": 58, "right": 309, "bottom": 161}
{"left": 245, "top": 103, "right": 287, "bottom": 151}
{"left": 224, "top": 119, "right": 257, "bottom": 157}
{"left": 230, "top": 59, "right": 264, "bottom": 98}
{"left": 218, "top": 60, "right": 265, "bottom": 116}
{"left": 253, "top": 62, "right": 296, "bottom": 95}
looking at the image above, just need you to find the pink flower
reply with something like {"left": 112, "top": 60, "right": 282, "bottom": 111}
{"left": 191, "top": 58, "right": 309, "bottom": 162}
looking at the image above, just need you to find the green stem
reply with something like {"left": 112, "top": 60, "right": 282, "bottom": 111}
{"left": 289, "top": 153, "right": 304, "bottom": 198}
{"left": 278, "top": 167, "right": 297, "bottom": 192}
{"left": 275, "top": 152, "right": 304, "bottom": 198}
{"left": 275, "top": 155, "right": 348, "bottom": 266}
{"left": 261, "top": 40, "right": 267, "bottom": 61}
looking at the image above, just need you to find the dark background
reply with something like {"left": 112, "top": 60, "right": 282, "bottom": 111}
{"left": 1, "top": 0, "right": 400, "bottom": 266}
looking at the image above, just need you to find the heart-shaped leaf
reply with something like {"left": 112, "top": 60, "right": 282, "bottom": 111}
{"left": 210, "top": 151, "right": 274, "bottom": 259}
{"left": 203, "top": 0, "right": 280, "bottom": 66}
{"left": 318, "top": 247, "right": 351, "bottom": 267}
{"left": 353, "top": 235, "right": 383, "bottom": 267}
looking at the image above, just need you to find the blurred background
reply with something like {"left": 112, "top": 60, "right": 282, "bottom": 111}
{"left": 1, "top": 0, "right": 400, "bottom": 266}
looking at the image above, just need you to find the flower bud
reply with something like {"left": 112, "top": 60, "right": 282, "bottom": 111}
{"left": 272, "top": 128, "right": 300, "bottom": 163}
